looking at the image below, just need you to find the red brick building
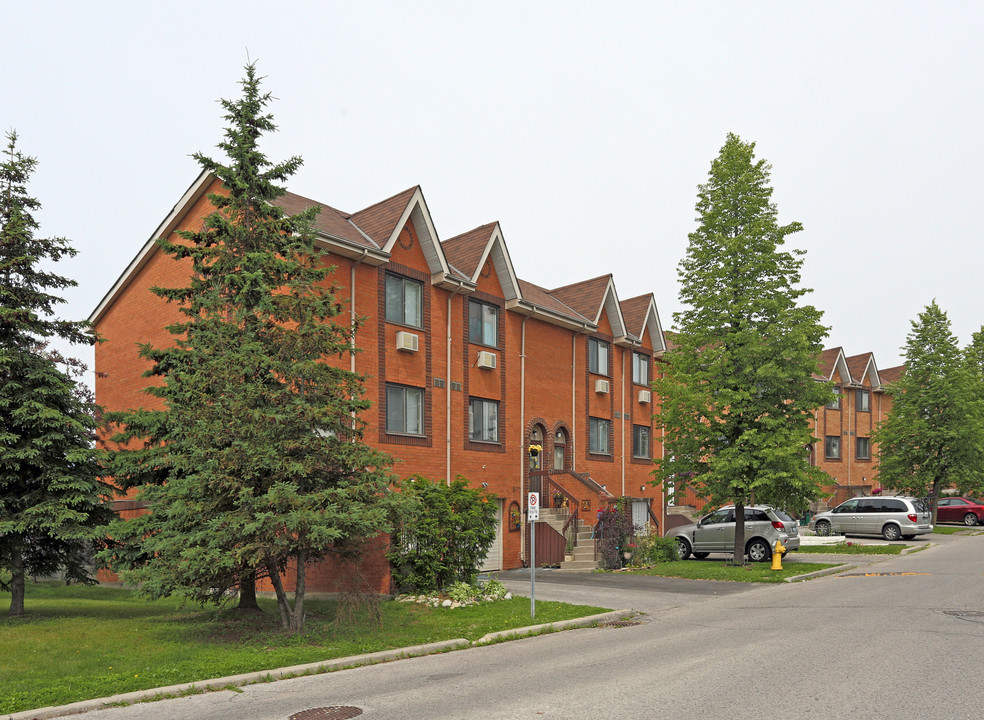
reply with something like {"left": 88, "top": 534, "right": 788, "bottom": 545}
{"left": 91, "top": 172, "right": 668, "bottom": 590}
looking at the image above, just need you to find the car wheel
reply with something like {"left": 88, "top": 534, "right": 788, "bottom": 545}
{"left": 963, "top": 513, "right": 978, "bottom": 527}
{"left": 882, "top": 524, "right": 902, "bottom": 541}
{"left": 815, "top": 520, "right": 831, "bottom": 536}
{"left": 693, "top": 552, "right": 710, "bottom": 559}
{"left": 675, "top": 538, "right": 692, "bottom": 560}
{"left": 746, "top": 538, "right": 772, "bottom": 563}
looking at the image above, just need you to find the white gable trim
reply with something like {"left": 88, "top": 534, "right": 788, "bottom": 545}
{"left": 380, "top": 188, "right": 450, "bottom": 279}
{"left": 596, "top": 278, "right": 629, "bottom": 343}
{"left": 825, "top": 349, "right": 851, "bottom": 385}
{"left": 89, "top": 170, "right": 213, "bottom": 324}
{"left": 472, "top": 224, "right": 521, "bottom": 302}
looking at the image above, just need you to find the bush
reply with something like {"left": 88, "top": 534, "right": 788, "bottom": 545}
{"left": 387, "top": 475, "right": 497, "bottom": 593}
{"left": 595, "top": 504, "right": 638, "bottom": 569}
{"left": 631, "top": 534, "right": 680, "bottom": 565}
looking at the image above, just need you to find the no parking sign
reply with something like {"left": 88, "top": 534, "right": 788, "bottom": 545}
{"left": 528, "top": 492, "right": 539, "bottom": 521}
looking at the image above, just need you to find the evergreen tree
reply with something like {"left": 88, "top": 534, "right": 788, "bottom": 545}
{"left": 0, "top": 131, "right": 113, "bottom": 616}
{"left": 874, "top": 303, "right": 984, "bottom": 515}
{"left": 101, "top": 64, "right": 399, "bottom": 632}
{"left": 653, "top": 133, "right": 833, "bottom": 562}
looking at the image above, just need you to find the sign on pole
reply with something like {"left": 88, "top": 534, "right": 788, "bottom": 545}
{"left": 528, "top": 492, "right": 538, "bottom": 618}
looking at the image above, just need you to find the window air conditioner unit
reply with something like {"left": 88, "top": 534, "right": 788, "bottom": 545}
{"left": 395, "top": 331, "right": 419, "bottom": 352}
{"left": 638, "top": 389, "right": 651, "bottom": 404}
{"left": 595, "top": 379, "right": 610, "bottom": 394}
{"left": 476, "top": 350, "right": 497, "bottom": 369}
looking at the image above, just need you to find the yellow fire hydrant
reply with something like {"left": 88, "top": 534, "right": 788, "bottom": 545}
{"left": 771, "top": 539, "right": 785, "bottom": 571}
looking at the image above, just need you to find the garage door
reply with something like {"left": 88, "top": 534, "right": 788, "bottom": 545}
{"left": 480, "top": 500, "right": 503, "bottom": 572}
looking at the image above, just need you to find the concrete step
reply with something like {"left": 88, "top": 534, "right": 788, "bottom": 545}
{"left": 560, "top": 559, "right": 600, "bottom": 571}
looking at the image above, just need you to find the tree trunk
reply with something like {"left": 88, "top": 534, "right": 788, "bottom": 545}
{"left": 290, "top": 550, "right": 306, "bottom": 634}
{"left": 732, "top": 501, "right": 746, "bottom": 566}
{"left": 265, "top": 560, "right": 292, "bottom": 631}
{"left": 9, "top": 539, "right": 25, "bottom": 616}
{"left": 236, "top": 569, "right": 261, "bottom": 612}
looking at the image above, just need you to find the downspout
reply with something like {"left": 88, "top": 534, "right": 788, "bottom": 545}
{"left": 446, "top": 284, "right": 467, "bottom": 486}
{"left": 520, "top": 314, "right": 529, "bottom": 565}
{"left": 620, "top": 346, "right": 626, "bottom": 497}
{"left": 350, "top": 249, "right": 369, "bottom": 375}
{"left": 570, "top": 323, "right": 592, "bottom": 473}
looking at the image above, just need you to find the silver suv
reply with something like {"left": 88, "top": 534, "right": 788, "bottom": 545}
{"left": 810, "top": 496, "right": 933, "bottom": 541}
{"left": 670, "top": 505, "right": 800, "bottom": 562}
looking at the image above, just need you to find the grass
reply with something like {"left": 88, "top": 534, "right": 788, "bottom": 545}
{"left": 0, "top": 582, "right": 610, "bottom": 714}
{"left": 932, "top": 525, "right": 971, "bottom": 535}
{"left": 796, "top": 543, "right": 905, "bottom": 555}
{"left": 617, "top": 559, "right": 840, "bottom": 583}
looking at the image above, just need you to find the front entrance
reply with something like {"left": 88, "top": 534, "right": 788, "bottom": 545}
{"left": 480, "top": 500, "right": 503, "bottom": 572}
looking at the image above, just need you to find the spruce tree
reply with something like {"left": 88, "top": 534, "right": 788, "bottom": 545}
{"left": 874, "top": 303, "right": 984, "bottom": 515}
{"left": 653, "top": 133, "right": 833, "bottom": 562}
{"left": 102, "top": 64, "right": 399, "bottom": 632}
{"left": 0, "top": 131, "right": 113, "bottom": 616}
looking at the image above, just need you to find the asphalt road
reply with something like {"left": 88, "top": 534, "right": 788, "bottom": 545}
{"left": 25, "top": 533, "right": 984, "bottom": 720}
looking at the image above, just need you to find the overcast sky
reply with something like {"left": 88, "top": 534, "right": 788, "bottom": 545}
{"left": 5, "top": 2, "right": 982, "bottom": 385}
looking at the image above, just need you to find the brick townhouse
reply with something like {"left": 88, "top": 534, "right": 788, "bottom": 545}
{"left": 666, "top": 344, "right": 905, "bottom": 518}
{"left": 91, "top": 172, "right": 668, "bottom": 592}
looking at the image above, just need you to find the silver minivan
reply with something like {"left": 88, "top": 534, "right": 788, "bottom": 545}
{"left": 670, "top": 505, "right": 800, "bottom": 562}
{"left": 810, "top": 496, "right": 933, "bottom": 541}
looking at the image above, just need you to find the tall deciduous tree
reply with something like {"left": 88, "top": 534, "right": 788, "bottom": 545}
{"left": 874, "top": 303, "right": 984, "bottom": 516}
{"left": 0, "top": 131, "right": 113, "bottom": 616}
{"left": 102, "top": 64, "right": 399, "bottom": 632}
{"left": 653, "top": 133, "right": 833, "bottom": 562}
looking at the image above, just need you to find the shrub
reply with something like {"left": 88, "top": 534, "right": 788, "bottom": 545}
{"left": 387, "top": 475, "right": 497, "bottom": 593}
{"left": 631, "top": 533, "right": 680, "bottom": 565}
{"left": 595, "top": 503, "right": 639, "bottom": 569}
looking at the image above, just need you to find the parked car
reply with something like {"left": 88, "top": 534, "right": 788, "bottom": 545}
{"left": 935, "top": 497, "right": 984, "bottom": 526}
{"left": 670, "top": 505, "right": 800, "bottom": 563}
{"left": 810, "top": 496, "right": 933, "bottom": 540}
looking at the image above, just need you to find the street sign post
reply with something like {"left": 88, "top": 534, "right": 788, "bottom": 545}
{"left": 528, "top": 491, "right": 538, "bottom": 618}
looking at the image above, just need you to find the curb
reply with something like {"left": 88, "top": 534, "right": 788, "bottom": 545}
{"left": 783, "top": 563, "right": 853, "bottom": 582}
{"left": 6, "top": 610, "right": 630, "bottom": 720}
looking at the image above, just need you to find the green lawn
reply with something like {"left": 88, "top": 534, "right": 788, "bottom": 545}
{"left": 796, "top": 543, "right": 905, "bottom": 555}
{"left": 0, "top": 583, "right": 610, "bottom": 714}
{"left": 619, "top": 559, "right": 840, "bottom": 582}
{"left": 932, "top": 525, "right": 971, "bottom": 535}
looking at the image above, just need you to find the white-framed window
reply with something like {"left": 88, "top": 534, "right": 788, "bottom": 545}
{"left": 386, "top": 384, "right": 423, "bottom": 435}
{"left": 856, "top": 389, "right": 871, "bottom": 412}
{"left": 632, "top": 352, "right": 649, "bottom": 385}
{"left": 588, "top": 338, "right": 609, "bottom": 376}
{"left": 633, "top": 425, "right": 651, "bottom": 459}
{"left": 468, "top": 300, "right": 498, "bottom": 347}
{"left": 826, "top": 386, "right": 842, "bottom": 410}
{"left": 385, "top": 273, "right": 422, "bottom": 327}
{"left": 553, "top": 428, "right": 567, "bottom": 470}
{"left": 856, "top": 437, "right": 871, "bottom": 460}
{"left": 589, "top": 417, "right": 610, "bottom": 454}
{"left": 825, "top": 435, "right": 841, "bottom": 460}
{"left": 469, "top": 397, "right": 499, "bottom": 443}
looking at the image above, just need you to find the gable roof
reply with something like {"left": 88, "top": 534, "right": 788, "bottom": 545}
{"left": 879, "top": 364, "right": 906, "bottom": 386}
{"left": 846, "top": 352, "right": 881, "bottom": 388}
{"left": 549, "top": 275, "right": 630, "bottom": 342}
{"left": 619, "top": 294, "right": 666, "bottom": 354}
{"left": 442, "top": 222, "right": 520, "bottom": 300}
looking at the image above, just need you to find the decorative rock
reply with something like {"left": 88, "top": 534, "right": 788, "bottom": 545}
{"left": 442, "top": 599, "right": 453, "bottom": 608}
{"left": 504, "top": 592, "right": 512, "bottom": 600}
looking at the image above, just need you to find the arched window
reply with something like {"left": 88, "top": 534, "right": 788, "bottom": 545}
{"left": 553, "top": 428, "right": 568, "bottom": 470}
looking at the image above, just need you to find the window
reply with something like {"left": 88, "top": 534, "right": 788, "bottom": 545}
{"left": 386, "top": 384, "right": 423, "bottom": 435}
{"left": 633, "top": 425, "right": 651, "bottom": 458}
{"left": 588, "top": 338, "right": 609, "bottom": 376}
{"left": 632, "top": 352, "right": 649, "bottom": 385}
{"left": 826, "top": 386, "right": 841, "bottom": 410}
{"left": 468, "top": 300, "right": 498, "bottom": 346}
{"left": 856, "top": 389, "right": 870, "bottom": 412}
{"left": 589, "top": 417, "right": 610, "bottom": 454}
{"left": 856, "top": 437, "right": 871, "bottom": 460}
{"left": 553, "top": 429, "right": 567, "bottom": 470}
{"left": 385, "top": 273, "right": 422, "bottom": 327}
{"left": 825, "top": 435, "right": 841, "bottom": 460}
{"left": 469, "top": 398, "right": 499, "bottom": 443}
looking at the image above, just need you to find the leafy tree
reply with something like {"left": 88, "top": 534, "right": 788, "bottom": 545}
{"left": 387, "top": 476, "right": 497, "bottom": 593}
{"left": 0, "top": 131, "right": 114, "bottom": 616}
{"left": 653, "top": 133, "right": 833, "bottom": 562}
{"left": 874, "top": 302, "right": 984, "bottom": 516}
{"left": 101, "top": 64, "right": 400, "bottom": 632}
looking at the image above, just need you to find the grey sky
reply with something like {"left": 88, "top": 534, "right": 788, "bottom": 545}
{"left": 5, "top": 2, "right": 982, "bottom": 384}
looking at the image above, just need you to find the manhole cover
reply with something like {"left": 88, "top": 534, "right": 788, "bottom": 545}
{"left": 289, "top": 707, "right": 363, "bottom": 720}
{"left": 839, "top": 572, "right": 931, "bottom": 577}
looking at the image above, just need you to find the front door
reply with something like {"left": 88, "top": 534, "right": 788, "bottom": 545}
{"left": 480, "top": 500, "right": 503, "bottom": 572}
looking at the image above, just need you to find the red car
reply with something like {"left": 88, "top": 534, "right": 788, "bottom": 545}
{"left": 936, "top": 497, "right": 984, "bottom": 526}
